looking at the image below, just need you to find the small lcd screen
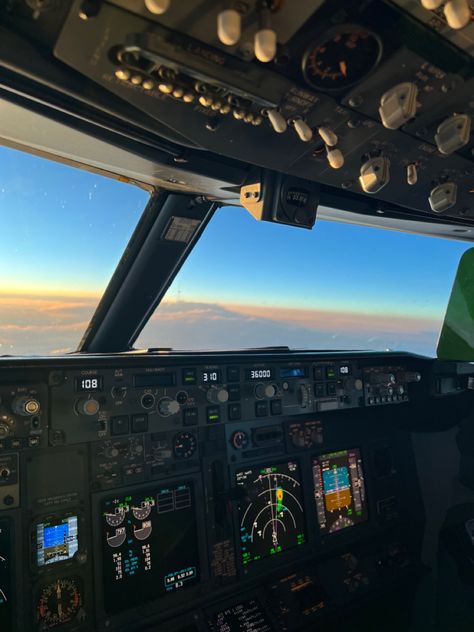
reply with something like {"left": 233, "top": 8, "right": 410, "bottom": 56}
{"left": 280, "top": 367, "right": 307, "bottom": 379}
{"left": 0, "top": 519, "right": 12, "bottom": 632}
{"left": 202, "top": 370, "right": 221, "bottom": 383}
{"left": 101, "top": 482, "right": 200, "bottom": 615}
{"left": 36, "top": 515, "right": 79, "bottom": 566}
{"left": 312, "top": 449, "right": 368, "bottom": 535}
{"left": 133, "top": 373, "right": 175, "bottom": 387}
{"left": 208, "top": 599, "right": 272, "bottom": 632}
{"left": 236, "top": 461, "right": 306, "bottom": 566}
{"left": 75, "top": 376, "right": 103, "bottom": 392}
{"left": 244, "top": 368, "right": 274, "bottom": 381}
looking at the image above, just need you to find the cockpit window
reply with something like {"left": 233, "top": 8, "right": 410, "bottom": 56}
{"left": 0, "top": 145, "right": 149, "bottom": 355}
{"left": 137, "top": 205, "right": 472, "bottom": 357}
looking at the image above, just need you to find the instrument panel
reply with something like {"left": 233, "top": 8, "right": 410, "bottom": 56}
{"left": 0, "top": 350, "right": 457, "bottom": 631}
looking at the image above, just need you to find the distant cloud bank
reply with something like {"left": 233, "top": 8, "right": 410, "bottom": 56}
{"left": 0, "top": 294, "right": 441, "bottom": 357}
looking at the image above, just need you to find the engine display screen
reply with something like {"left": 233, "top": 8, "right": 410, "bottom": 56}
{"left": 101, "top": 482, "right": 199, "bottom": 614}
{"left": 236, "top": 461, "right": 306, "bottom": 566}
{"left": 36, "top": 515, "right": 79, "bottom": 566}
{"left": 312, "top": 449, "right": 367, "bottom": 535}
{"left": 0, "top": 519, "right": 12, "bottom": 632}
{"left": 208, "top": 599, "right": 272, "bottom": 632}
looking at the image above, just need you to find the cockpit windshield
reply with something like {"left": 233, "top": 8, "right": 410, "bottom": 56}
{"left": 0, "top": 145, "right": 149, "bottom": 355}
{"left": 137, "top": 205, "right": 472, "bottom": 357}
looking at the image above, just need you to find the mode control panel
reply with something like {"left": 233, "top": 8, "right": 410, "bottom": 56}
{"left": 48, "top": 359, "right": 423, "bottom": 446}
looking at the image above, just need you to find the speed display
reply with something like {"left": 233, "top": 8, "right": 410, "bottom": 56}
{"left": 236, "top": 461, "right": 306, "bottom": 566}
{"left": 312, "top": 449, "right": 368, "bottom": 534}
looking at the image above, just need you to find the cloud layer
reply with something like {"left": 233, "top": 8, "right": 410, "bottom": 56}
{"left": 0, "top": 294, "right": 441, "bottom": 357}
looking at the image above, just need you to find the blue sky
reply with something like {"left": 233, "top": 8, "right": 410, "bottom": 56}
{"left": 0, "top": 144, "right": 471, "bottom": 356}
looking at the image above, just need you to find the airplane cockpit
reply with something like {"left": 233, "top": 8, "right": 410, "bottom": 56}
{"left": 1, "top": 1, "right": 474, "bottom": 630}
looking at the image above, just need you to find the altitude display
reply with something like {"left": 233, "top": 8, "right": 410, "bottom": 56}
{"left": 101, "top": 482, "right": 199, "bottom": 614}
{"left": 312, "top": 449, "right": 367, "bottom": 534}
{"left": 236, "top": 461, "right": 306, "bottom": 566}
{"left": 208, "top": 598, "right": 272, "bottom": 632}
{"left": 36, "top": 515, "right": 79, "bottom": 566}
{"left": 0, "top": 519, "right": 12, "bottom": 632}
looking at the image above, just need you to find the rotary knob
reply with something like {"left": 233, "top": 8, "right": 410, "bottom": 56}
{"left": 157, "top": 397, "right": 180, "bottom": 417}
{"left": 12, "top": 396, "right": 40, "bottom": 416}
{"left": 206, "top": 387, "right": 229, "bottom": 404}
{"left": 0, "top": 424, "right": 9, "bottom": 439}
{"left": 254, "top": 383, "right": 276, "bottom": 399}
{"left": 76, "top": 398, "right": 100, "bottom": 416}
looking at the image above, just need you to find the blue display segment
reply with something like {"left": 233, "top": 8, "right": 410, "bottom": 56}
{"left": 322, "top": 466, "right": 350, "bottom": 495}
{"left": 280, "top": 367, "right": 307, "bottom": 379}
{"left": 36, "top": 515, "right": 79, "bottom": 566}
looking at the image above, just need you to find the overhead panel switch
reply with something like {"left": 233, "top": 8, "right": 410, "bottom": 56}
{"left": 379, "top": 82, "right": 418, "bottom": 129}
{"left": 434, "top": 114, "right": 471, "bottom": 155}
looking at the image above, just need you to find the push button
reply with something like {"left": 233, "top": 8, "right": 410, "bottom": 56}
{"left": 270, "top": 399, "right": 282, "bottom": 415}
{"left": 314, "top": 366, "right": 324, "bottom": 380}
{"left": 255, "top": 401, "right": 268, "bottom": 417}
{"left": 131, "top": 414, "right": 148, "bottom": 433}
{"left": 326, "top": 383, "right": 337, "bottom": 397}
{"left": 228, "top": 403, "right": 241, "bottom": 420}
{"left": 207, "top": 406, "right": 221, "bottom": 424}
{"left": 228, "top": 385, "right": 241, "bottom": 401}
{"left": 182, "top": 368, "right": 197, "bottom": 385}
{"left": 111, "top": 415, "right": 130, "bottom": 436}
{"left": 314, "top": 383, "right": 325, "bottom": 397}
{"left": 183, "top": 407, "right": 199, "bottom": 426}
{"left": 227, "top": 367, "right": 240, "bottom": 382}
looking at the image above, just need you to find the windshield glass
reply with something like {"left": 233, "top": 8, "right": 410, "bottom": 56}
{"left": 0, "top": 145, "right": 149, "bottom": 355}
{"left": 137, "top": 205, "right": 471, "bottom": 357}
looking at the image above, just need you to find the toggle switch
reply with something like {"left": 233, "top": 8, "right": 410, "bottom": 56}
{"left": 420, "top": 0, "right": 444, "bottom": 8}
{"left": 444, "top": 0, "right": 471, "bottom": 29}
{"left": 217, "top": 9, "right": 241, "bottom": 46}
{"left": 407, "top": 163, "right": 418, "bottom": 185}
{"left": 255, "top": 29, "right": 277, "bottom": 62}
{"left": 144, "top": 0, "right": 170, "bottom": 14}
{"left": 267, "top": 109, "right": 287, "bottom": 133}
{"left": 359, "top": 156, "right": 391, "bottom": 193}
{"left": 292, "top": 119, "right": 313, "bottom": 142}
{"left": 326, "top": 146, "right": 344, "bottom": 169}
{"left": 435, "top": 114, "right": 471, "bottom": 155}
{"left": 379, "top": 82, "right": 418, "bottom": 129}
{"left": 318, "top": 126, "right": 338, "bottom": 147}
{"left": 429, "top": 182, "right": 457, "bottom": 212}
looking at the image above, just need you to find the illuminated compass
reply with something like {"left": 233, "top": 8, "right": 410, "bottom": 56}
{"left": 302, "top": 26, "right": 382, "bottom": 92}
{"left": 236, "top": 461, "right": 306, "bottom": 565}
{"left": 36, "top": 577, "right": 82, "bottom": 630}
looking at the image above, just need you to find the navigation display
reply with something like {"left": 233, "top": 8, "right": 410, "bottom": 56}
{"left": 312, "top": 449, "right": 367, "bottom": 534}
{"left": 236, "top": 461, "right": 306, "bottom": 566}
{"left": 0, "top": 519, "right": 12, "bottom": 632}
{"left": 208, "top": 599, "right": 272, "bottom": 632}
{"left": 36, "top": 515, "right": 79, "bottom": 566}
{"left": 101, "top": 482, "right": 199, "bottom": 614}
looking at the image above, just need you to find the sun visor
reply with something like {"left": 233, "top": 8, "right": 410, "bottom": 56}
{"left": 438, "top": 248, "right": 474, "bottom": 361}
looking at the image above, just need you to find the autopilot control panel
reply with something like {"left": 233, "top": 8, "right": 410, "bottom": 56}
{"left": 0, "top": 350, "right": 465, "bottom": 631}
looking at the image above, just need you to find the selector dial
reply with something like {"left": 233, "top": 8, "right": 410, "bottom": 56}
{"left": 254, "top": 383, "right": 277, "bottom": 399}
{"left": 12, "top": 396, "right": 40, "bottom": 416}
{"left": 173, "top": 432, "right": 197, "bottom": 459}
{"left": 206, "top": 386, "right": 229, "bottom": 404}
{"left": 157, "top": 397, "right": 180, "bottom": 417}
{"left": 231, "top": 430, "right": 249, "bottom": 450}
{"left": 75, "top": 397, "right": 100, "bottom": 416}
